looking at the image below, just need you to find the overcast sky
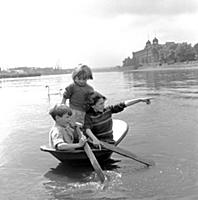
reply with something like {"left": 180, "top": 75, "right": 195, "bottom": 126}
{"left": 0, "top": 0, "right": 198, "bottom": 69}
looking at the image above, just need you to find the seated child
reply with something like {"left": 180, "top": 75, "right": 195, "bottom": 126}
{"left": 84, "top": 91, "right": 151, "bottom": 149}
{"left": 49, "top": 104, "right": 87, "bottom": 150}
{"left": 61, "top": 64, "right": 94, "bottom": 124}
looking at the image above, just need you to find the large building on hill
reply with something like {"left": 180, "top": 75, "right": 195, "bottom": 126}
{"left": 123, "top": 38, "right": 197, "bottom": 68}
{"left": 132, "top": 37, "right": 161, "bottom": 66}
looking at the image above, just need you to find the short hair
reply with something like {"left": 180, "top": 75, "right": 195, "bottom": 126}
{"left": 72, "top": 65, "right": 93, "bottom": 80}
{"left": 49, "top": 104, "right": 72, "bottom": 121}
{"left": 86, "top": 91, "right": 106, "bottom": 110}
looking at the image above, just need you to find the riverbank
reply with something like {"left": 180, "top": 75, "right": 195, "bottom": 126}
{"left": 1, "top": 61, "right": 198, "bottom": 79}
{"left": 0, "top": 72, "right": 41, "bottom": 79}
{"left": 121, "top": 61, "right": 198, "bottom": 72}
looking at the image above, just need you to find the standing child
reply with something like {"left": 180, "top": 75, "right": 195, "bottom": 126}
{"left": 61, "top": 65, "right": 94, "bottom": 124}
{"left": 49, "top": 104, "right": 87, "bottom": 150}
{"left": 84, "top": 91, "right": 151, "bottom": 149}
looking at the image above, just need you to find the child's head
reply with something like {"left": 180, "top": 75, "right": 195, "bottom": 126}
{"left": 72, "top": 65, "right": 93, "bottom": 86}
{"left": 49, "top": 104, "right": 73, "bottom": 126}
{"left": 87, "top": 91, "right": 106, "bottom": 112}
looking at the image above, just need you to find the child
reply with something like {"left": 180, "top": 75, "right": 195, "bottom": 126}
{"left": 84, "top": 91, "right": 151, "bottom": 149}
{"left": 49, "top": 104, "right": 87, "bottom": 150}
{"left": 61, "top": 65, "right": 94, "bottom": 124}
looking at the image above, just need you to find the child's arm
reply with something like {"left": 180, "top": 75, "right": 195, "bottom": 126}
{"left": 56, "top": 141, "right": 86, "bottom": 150}
{"left": 124, "top": 98, "right": 151, "bottom": 107}
{"left": 61, "top": 84, "right": 73, "bottom": 104}
{"left": 61, "top": 89, "right": 69, "bottom": 104}
{"left": 86, "top": 128, "right": 102, "bottom": 149}
{"left": 61, "top": 96, "right": 67, "bottom": 104}
{"left": 109, "top": 97, "right": 151, "bottom": 114}
{"left": 53, "top": 126, "right": 87, "bottom": 150}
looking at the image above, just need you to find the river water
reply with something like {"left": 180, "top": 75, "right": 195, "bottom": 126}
{"left": 0, "top": 68, "right": 198, "bottom": 200}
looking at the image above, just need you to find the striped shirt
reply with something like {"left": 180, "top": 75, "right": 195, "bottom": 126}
{"left": 84, "top": 103, "right": 126, "bottom": 142}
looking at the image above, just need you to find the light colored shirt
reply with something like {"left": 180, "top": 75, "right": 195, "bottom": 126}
{"left": 49, "top": 123, "right": 75, "bottom": 149}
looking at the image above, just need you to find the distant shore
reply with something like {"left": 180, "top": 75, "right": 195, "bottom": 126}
{"left": 1, "top": 61, "right": 198, "bottom": 79}
{"left": 0, "top": 72, "right": 41, "bottom": 79}
{"left": 121, "top": 61, "right": 198, "bottom": 72}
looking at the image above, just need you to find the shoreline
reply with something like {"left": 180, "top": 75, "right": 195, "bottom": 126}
{"left": 123, "top": 65, "right": 198, "bottom": 72}
{"left": 1, "top": 61, "right": 198, "bottom": 79}
{"left": 121, "top": 61, "right": 198, "bottom": 72}
{"left": 0, "top": 72, "right": 41, "bottom": 79}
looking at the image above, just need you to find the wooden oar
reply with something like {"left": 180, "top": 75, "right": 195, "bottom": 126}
{"left": 83, "top": 143, "right": 106, "bottom": 183}
{"left": 100, "top": 141, "right": 155, "bottom": 167}
{"left": 76, "top": 125, "right": 106, "bottom": 183}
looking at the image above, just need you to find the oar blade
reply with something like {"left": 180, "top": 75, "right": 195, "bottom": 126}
{"left": 84, "top": 143, "right": 106, "bottom": 183}
{"left": 75, "top": 125, "right": 106, "bottom": 183}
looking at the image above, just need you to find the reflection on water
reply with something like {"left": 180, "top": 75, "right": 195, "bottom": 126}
{"left": 44, "top": 159, "right": 121, "bottom": 183}
{"left": 43, "top": 161, "right": 123, "bottom": 200}
{"left": 1, "top": 69, "right": 198, "bottom": 199}
{"left": 122, "top": 69, "right": 198, "bottom": 100}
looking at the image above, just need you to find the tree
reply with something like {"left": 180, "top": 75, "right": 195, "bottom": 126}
{"left": 122, "top": 57, "right": 133, "bottom": 67}
{"left": 175, "top": 43, "right": 196, "bottom": 62}
{"left": 159, "top": 43, "right": 178, "bottom": 64}
{"left": 193, "top": 43, "right": 198, "bottom": 55}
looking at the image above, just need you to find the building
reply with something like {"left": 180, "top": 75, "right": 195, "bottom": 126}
{"left": 132, "top": 37, "right": 161, "bottom": 66}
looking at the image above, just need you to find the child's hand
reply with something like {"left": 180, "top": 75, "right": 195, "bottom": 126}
{"left": 81, "top": 134, "right": 87, "bottom": 141}
{"left": 142, "top": 98, "right": 152, "bottom": 105}
{"left": 145, "top": 99, "right": 151, "bottom": 105}
{"left": 79, "top": 135, "right": 87, "bottom": 147}
{"left": 92, "top": 138, "right": 102, "bottom": 150}
{"left": 75, "top": 122, "right": 83, "bottom": 128}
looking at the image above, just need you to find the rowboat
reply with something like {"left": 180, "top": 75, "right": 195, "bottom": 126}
{"left": 40, "top": 119, "right": 129, "bottom": 163}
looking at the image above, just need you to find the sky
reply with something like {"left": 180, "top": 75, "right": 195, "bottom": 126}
{"left": 0, "top": 0, "right": 198, "bottom": 69}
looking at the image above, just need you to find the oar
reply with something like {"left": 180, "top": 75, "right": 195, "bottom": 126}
{"left": 100, "top": 141, "right": 155, "bottom": 167}
{"left": 76, "top": 125, "right": 106, "bottom": 183}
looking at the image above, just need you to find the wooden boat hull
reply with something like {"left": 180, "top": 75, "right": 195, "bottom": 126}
{"left": 40, "top": 119, "right": 129, "bottom": 163}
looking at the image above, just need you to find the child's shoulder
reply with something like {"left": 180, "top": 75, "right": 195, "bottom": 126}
{"left": 86, "top": 83, "right": 94, "bottom": 90}
{"left": 66, "top": 82, "right": 93, "bottom": 91}
{"left": 65, "top": 82, "right": 75, "bottom": 89}
{"left": 50, "top": 124, "right": 64, "bottom": 134}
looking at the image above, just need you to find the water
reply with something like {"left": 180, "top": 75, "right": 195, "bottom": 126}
{"left": 0, "top": 68, "right": 198, "bottom": 200}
